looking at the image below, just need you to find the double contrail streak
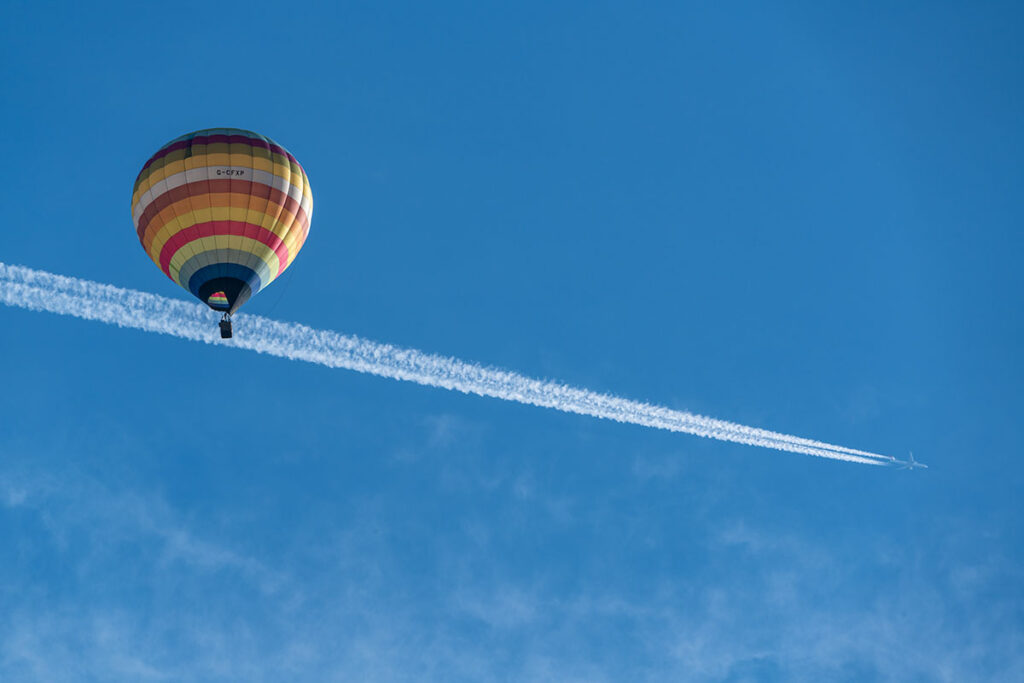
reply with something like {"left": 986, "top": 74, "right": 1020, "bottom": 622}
{"left": 1, "top": 263, "right": 893, "bottom": 466}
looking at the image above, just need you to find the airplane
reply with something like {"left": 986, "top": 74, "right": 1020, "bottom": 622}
{"left": 893, "top": 451, "right": 928, "bottom": 470}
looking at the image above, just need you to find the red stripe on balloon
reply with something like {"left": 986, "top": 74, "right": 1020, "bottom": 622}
{"left": 143, "top": 133, "right": 296, "bottom": 169}
{"left": 158, "top": 221, "right": 290, "bottom": 276}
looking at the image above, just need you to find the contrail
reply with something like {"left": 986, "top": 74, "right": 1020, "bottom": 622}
{"left": 0, "top": 263, "right": 892, "bottom": 466}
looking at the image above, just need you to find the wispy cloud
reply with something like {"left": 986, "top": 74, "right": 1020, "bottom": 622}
{"left": 0, "top": 454, "right": 1019, "bottom": 682}
{"left": 0, "top": 459, "right": 309, "bottom": 682}
{"left": 0, "top": 467, "right": 283, "bottom": 594}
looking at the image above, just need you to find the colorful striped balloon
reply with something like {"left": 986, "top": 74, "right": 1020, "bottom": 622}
{"left": 131, "top": 128, "right": 312, "bottom": 314}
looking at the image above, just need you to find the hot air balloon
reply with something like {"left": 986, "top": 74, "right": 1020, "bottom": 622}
{"left": 131, "top": 128, "right": 312, "bottom": 338}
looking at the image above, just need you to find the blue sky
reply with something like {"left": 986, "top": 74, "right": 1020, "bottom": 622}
{"left": 1, "top": 1, "right": 1021, "bottom": 680}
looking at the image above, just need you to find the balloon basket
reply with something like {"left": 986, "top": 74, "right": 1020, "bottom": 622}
{"left": 219, "top": 316, "right": 233, "bottom": 339}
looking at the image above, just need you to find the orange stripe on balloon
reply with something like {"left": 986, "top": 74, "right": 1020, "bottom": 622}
{"left": 137, "top": 185, "right": 309, "bottom": 247}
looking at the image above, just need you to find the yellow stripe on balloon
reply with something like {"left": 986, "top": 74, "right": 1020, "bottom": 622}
{"left": 168, "top": 235, "right": 280, "bottom": 284}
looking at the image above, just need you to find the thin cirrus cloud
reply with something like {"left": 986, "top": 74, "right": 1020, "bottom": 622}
{"left": 2, "top": 464, "right": 1018, "bottom": 682}
{"left": 1, "top": 262, "right": 893, "bottom": 466}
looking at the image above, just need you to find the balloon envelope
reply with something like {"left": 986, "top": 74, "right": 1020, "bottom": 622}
{"left": 131, "top": 128, "right": 312, "bottom": 313}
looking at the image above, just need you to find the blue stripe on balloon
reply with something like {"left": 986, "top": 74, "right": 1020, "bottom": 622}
{"left": 188, "top": 264, "right": 262, "bottom": 298}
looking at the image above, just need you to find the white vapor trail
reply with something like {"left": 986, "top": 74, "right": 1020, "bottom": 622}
{"left": 0, "top": 263, "right": 892, "bottom": 466}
